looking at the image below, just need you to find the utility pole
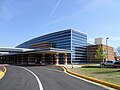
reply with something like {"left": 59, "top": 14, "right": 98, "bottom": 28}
{"left": 106, "top": 37, "right": 109, "bottom": 60}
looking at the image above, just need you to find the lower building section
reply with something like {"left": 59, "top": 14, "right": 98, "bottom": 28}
{"left": 0, "top": 53, "right": 70, "bottom": 65}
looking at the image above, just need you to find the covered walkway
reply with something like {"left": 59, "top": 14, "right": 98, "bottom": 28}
{"left": 0, "top": 47, "right": 71, "bottom": 65}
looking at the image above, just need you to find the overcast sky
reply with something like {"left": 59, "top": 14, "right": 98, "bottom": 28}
{"left": 0, "top": 0, "right": 120, "bottom": 49}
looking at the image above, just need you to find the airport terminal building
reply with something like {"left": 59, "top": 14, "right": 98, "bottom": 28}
{"left": 0, "top": 29, "right": 87, "bottom": 65}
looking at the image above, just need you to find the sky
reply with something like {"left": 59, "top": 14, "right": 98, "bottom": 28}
{"left": 0, "top": 0, "right": 120, "bottom": 49}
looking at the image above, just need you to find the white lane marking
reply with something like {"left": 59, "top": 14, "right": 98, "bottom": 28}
{"left": 20, "top": 67, "right": 43, "bottom": 90}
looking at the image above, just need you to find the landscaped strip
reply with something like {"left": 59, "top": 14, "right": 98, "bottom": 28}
{"left": 62, "top": 66, "right": 120, "bottom": 90}
{"left": 0, "top": 66, "right": 6, "bottom": 79}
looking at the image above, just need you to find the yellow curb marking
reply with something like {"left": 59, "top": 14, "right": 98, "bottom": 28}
{"left": 0, "top": 66, "right": 6, "bottom": 79}
{"left": 0, "top": 71, "right": 4, "bottom": 79}
{"left": 3, "top": 66, "right": 6, "bottom": 73}
{"left": 0, "top": 71, "right": 3, "bottom": 75}
{"left": 62, "top": 66, "right": 120, "bottom": 90}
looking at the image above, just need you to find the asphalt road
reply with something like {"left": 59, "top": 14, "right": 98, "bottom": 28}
{"left": 0, "top": 65, "right": 109, "bottom": 90}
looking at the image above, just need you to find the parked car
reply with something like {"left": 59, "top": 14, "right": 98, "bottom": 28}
{"left": 114, "top": 60, "right": 120, "bottom": 68}
{"left": 100, "top": 60, "right": 116, "bottom": 66}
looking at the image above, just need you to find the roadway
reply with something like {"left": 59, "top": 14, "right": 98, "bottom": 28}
{"left": 0, "top": 65, "right": 109, "bottom": 90}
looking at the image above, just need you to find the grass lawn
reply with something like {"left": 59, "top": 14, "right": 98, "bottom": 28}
{"left": 68, "top": 66, "right": 120, "bottom": 85}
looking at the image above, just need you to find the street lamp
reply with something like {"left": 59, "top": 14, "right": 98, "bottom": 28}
{"left": 106, "top": 37, "right": 109, "bottom": 60}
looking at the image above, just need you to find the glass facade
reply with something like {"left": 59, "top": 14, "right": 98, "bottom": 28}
{"left": 16, "top": 29, "right": 87, "bottom": 63}
{"left": 71, "top": 30, "right": 87, "bottom": 63}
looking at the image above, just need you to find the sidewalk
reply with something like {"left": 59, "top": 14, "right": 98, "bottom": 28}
{"left": 59, "top": 64, "right": 100, "bottom": 68}
{"left": 60, "top": 64, "right": 120, "bottom": 90}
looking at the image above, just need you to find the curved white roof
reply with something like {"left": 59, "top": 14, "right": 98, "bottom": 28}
{"left": 0, "top": 47, "right": 33, "bottom": 52}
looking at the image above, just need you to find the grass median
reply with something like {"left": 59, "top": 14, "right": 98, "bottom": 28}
{"left": 68, "top": 65, "right": 120, "bottom": 85}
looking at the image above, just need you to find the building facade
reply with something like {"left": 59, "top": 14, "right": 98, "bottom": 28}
{"left": 0, "top": 29, "right": 115, "bottom": 65}
{"left": 87, "top": 44, "right": 115, "bottom": 63}
{"left": 16, "top": 29, "right": 87, "bottom": 64}
{"left": 95, "top": 38, "right": 105, "bottom": 45}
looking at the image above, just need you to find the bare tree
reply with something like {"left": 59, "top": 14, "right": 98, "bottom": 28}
{"left": 116, "top": 46, "right": 120, "bottom": 56}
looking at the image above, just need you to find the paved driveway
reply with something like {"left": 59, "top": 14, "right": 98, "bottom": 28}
{"left": 0, "top": 65, "right": 109, "bottom": 90}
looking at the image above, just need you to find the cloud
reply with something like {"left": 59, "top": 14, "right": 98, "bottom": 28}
{"left": 0, "top": 0, "right": 30, "bottom": 22}
{"left": 108, "top": 37, "right": 120, "bottom": 48}
{"left": 47, "top": 0, "right": 114, "bottom": 25}
{"left": 81, "top": 0, "right": 114, "bottom": 12}
{"left": 109, "top": 36, "right": 120, "bottom": 41}
{"left": 0, "top": 0, "right": 18, "bottom": 20}
{"left": 88, "top": 38, "right": 95, "bottom": 44}
{"left": 49, "top": 0, "right": 62, "bottom": 18}
{"left": 47, "top": 17, "right": 64, "bottom": 25}
{"left": 1, "top": 5, "right": 13, "bottom": 21}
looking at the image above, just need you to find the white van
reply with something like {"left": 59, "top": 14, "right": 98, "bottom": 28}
{"left": 100, "top": 60, "right": 116, "bottom": 66}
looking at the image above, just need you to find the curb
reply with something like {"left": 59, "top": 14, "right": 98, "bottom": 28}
{"left": 62, "top": 66, "right": 120, "bottom": 90}
{"left": 0, "top": 65, "right": 6, "bottom": 79}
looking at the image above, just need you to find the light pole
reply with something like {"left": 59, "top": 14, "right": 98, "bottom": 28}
{"left": 106, "top": 37, "right": 109, "bottom": 60}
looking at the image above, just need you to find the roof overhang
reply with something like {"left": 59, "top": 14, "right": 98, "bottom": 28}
{"left": 26, "top": 48, "right": 71, "bottom": 54}
{"left": 0, "top": 47, "right": 33, "bottom": 53}
{"left": 0, "top": 47, "right": 71, "bottom": 56}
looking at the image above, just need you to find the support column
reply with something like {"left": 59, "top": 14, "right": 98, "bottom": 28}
{"left": 55, "top": 53, "right": 59, "bottom": 65}
{"left": 51, "top": 54, "right": 54, "bottom": 64}
{"left": 21, "top": 55, "right": 24, "bottom": 64}
{"left": 26, "top": 55, "right": 29, "bottom": 64}
{"left": 64, "top": 53, "right": 67, "bottom": 65}
{"left": 42, "top": 53, "right": 45, "bottom": 65}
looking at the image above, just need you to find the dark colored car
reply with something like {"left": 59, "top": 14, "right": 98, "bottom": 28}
{"left": 114, "top": 60, "right": 120, "bottom": 68}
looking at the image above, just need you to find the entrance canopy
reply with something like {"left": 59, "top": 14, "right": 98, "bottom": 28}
{"left": 25, "top": 48, "right": 71, "bottom": 54}
{"left": 0, "top": 47, "right": 33, "bottom": 53}
{"left": 0, "top": 47, "right": 71, "bottom": 65}
{"left": 0, "top": 47, "right": 71, "bottom": 54}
